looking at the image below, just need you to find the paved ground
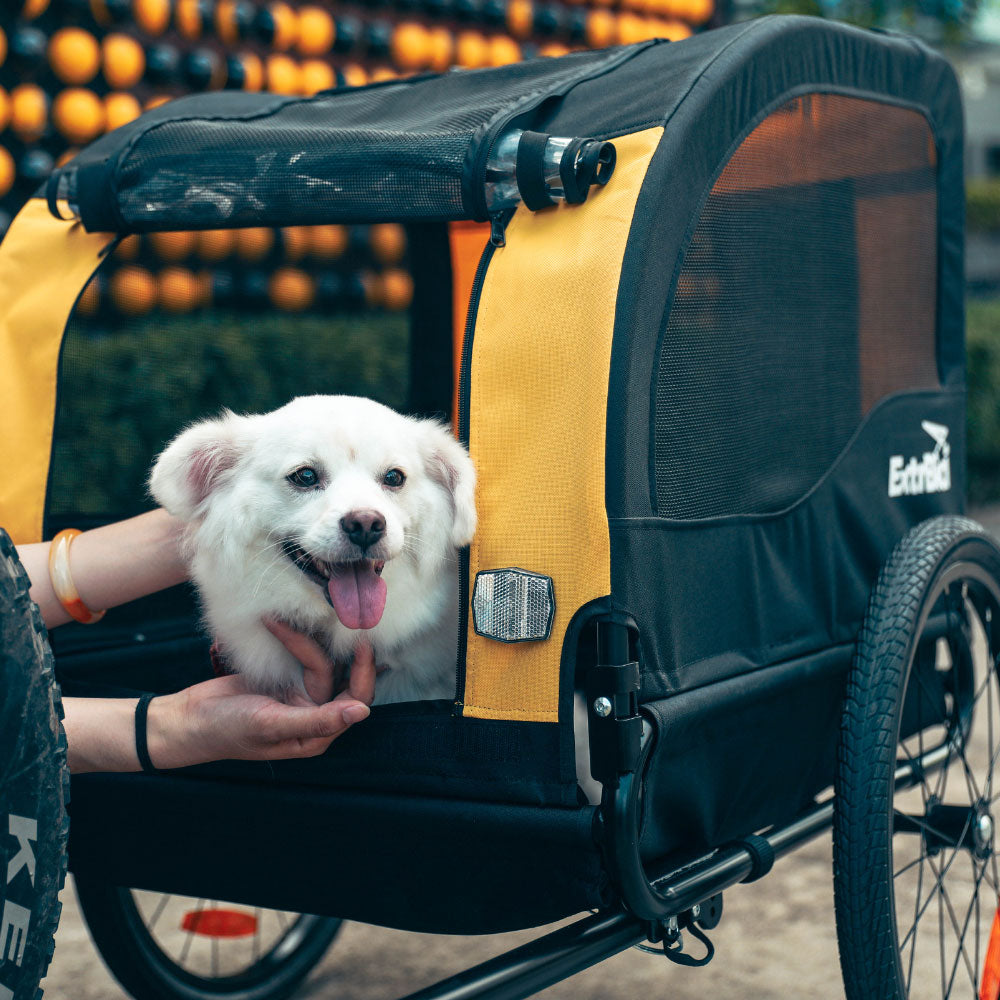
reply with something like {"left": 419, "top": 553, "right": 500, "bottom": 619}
{"left": 38, "top": 506, "right": 1000, "bottom": 999}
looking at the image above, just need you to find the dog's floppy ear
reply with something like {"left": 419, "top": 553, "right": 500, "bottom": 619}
{"left": 149, "top": 411, "right": 247, "bottom": 520}
{"left": 421, "top": 421, "right": 477, "bottom": 547}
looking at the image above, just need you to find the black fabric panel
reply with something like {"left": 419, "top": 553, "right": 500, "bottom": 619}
{"left": 612, "top": 390, "right": 965, "bottom": 701}
{"left": 68, "top": 775, "right": 606, "bottom": 934}
{"left": 602, "top": 16, "right": 965, "bottom": 520}
{"left": 637, "top": 644, "right": 850, "bottom": 860}
{"left": 407, "top": 223, "right": 454, "bottom": 420}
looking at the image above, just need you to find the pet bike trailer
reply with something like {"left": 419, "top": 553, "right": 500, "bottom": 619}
{"left": 1, "top": 14, "right": 996, "bottom": 1000}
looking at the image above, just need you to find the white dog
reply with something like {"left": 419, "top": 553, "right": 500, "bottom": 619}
{"left": 150, "top": 395, "right": 476, "bottom": 705}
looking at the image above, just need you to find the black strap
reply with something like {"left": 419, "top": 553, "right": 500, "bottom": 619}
{"left": 515, "top": 131, "right": 556, "bottom": 212}
{"left": 135, "top": 692, "right": 161, "bottom": 774}
{"left": 737, "top": 834, "right": 775, "bottom": 883}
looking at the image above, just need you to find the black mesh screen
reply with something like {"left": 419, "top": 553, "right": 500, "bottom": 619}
{"left": 653, "top": 94, "right": 939, "bottom": 520}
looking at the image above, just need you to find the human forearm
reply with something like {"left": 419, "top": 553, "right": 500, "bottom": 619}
{"left": 18, "top": 509, "right": 188, "bottom": 628}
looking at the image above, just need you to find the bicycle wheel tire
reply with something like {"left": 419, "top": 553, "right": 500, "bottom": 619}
{"left": 0, "top": 528, "right": 71, "bottom": 1000}
{"left": 834, "top": 515, "right": 1000, "bottom": 999}
{"left": 74, "top": 876, "right": 342, "bottom": 1000}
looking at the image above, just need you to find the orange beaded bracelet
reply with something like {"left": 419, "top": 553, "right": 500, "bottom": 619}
{"left": 47, "top": 528, "right": 107, "bottom": 624}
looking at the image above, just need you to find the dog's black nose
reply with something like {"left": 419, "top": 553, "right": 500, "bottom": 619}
{"left": 340, "top": 510, "right": 386, "bottom": 551}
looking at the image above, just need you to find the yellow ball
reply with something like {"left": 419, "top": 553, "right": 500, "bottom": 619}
{"left": 506, "top": 0, "right": 534, "bottom": 40}
{"left": 428, "top": 28, "right": 453, "bottom": 73}
{"left": 144, "top": 94, "right": 172, "bottom": 111}
{"left": 158, "top": 266, "right": 202, "bottom": 313}
{"left": 114, "top": 234, "right": 142, "bottom": 260}
{"left": 235, "top": 227, "right": 275, "bottom": 262}
{"left": 0, "top": 148, "right": 15, "bottom": 199}
{"left": 49, "top": 28, "right": 101, "bottom": 85}
{"left": 76, "top": 276, "right": 101, "bottom": 317}
{"left": 22, "top": 0, "right": 51, "bottom": 18}
{"left": 281, "top": 226, "right": 310, "bottom": 261}
{"left": 266, "top": 54, "right": 302, "bottom": 95}
{"left": 102, "top": 34, "right": 145, "bottom": 91}
{"left": 368, "top": 67, "right": 396, "bottom": 83}
{"left": 456, "top": 31, "right": 488, "bottom": 69}
{"left": 297, "top": 6, "right": 335, "bottom": 56}
{"left": 110, "top": 266, "right": 157, "bottom": 315}
{"left": 379, "top": 268, "right": 414, "bottom": 311}
{"left": 300, "top": 59, "right": 334, "bottom": 96}
{"left": 0, "top": 88, "right": 10, "bottom": 133}
{"left": 196, "top": 228, "right": 235, "bottom": 261}
{"left": 0, "top": 27, "right": 8, "bottom": 69}
{"left": 133, "top": 0, "right": 172, "bottom": 36}
{"left": 10, "top": 85, "right": 49, "bottom": 142}
{"left": 369, "top": 223, "right": 407, "bottom": 265}
{"left": 340, "top": 64, "right": 368, "bottom": 88}
{"left": 103, "top": 92, "right": 142, "bottom": 132}
{"left": 586, "top": 10, "right": 617, "bottom": 47}
{"left": 52, "top": 89, "right": 106, "bottom": 145}
{"left": 538, "top": 42, "right": 569, "bottom": 57}
{"left": 148, "top": 230, "right": 198, "bottom": 262}
{"left": 308, "top": 224, "right": 348, "bottom": 259}
{"left": 269, "top": 268, "right": 316, "bottom": 311}
{"left": 238, "top": 52, "right": 264, "bottom": 92}
{"left": 175, "top": 0, "right": 204, "bottom": 39}
{"left": 391, "top": 23, "right": 431, "bottom": 72}
{"left": 269, "top": 2, "right": 299, "bottom": 52}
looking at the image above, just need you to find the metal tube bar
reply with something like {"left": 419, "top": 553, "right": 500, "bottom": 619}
{"left": 398, "top": 911, "right": 646, "bottom": 1000}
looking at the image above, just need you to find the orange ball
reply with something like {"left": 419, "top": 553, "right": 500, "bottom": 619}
{"left": 686, "top": 0, "right": 713, "bottom": 24}
{"left": 456, "top": 31, "right": 488, "bottom": 69}
{"left": 235, "top": 227, "right": 275, "bottom": 262}
{"left": 196, "top": 228, "right": 235, "bottom": 261}
{"left": 114, "top": 234, "right": 141, "bottom": 260}
{"left": 10, "top": 85, "right": 49, "bottom": 142}
{"left": 269, "top": 2, "right": 299, "bottom": 51}
{"left": 616, "top": 12, "right": 646, "bottom": 43}
{"left": 428, "top": 27, "right": 453, "bottom": 73}
{"left": 22, "top": 0, "right": 50, "bottom": 18}
{"left": 368, "top": 66, "right": 396, "bottom": 83}
{"left": 57, "top": 148, "right": 79, "bottom": 168}
{"left": 158, "top": 266, "right": 202, "bottom": 313}
{"left": 280, "top": 226, "right": 310, "bottom": 261}
{"left": 0, "top": 88, "right": 10, "bottom": 133}
{"left": 488, "top": 35, "right": 522, "bottom": 65}
{"left": 148, "top": 230, "right": 197, "bottom": 262}
{"left": 308, "top": 224, "right": 348, "bottom": 259}
{"left": 103, "top": 92, "right": 142, "bottom": 132}
{"left": 369, "top": 223, "right": 407, "bottom": 265}
{"left": 269, "top": 268, "right": 316, "bottom": 311}
{"left": 300, "top": 59, "right": 334, "bottom": 95}
{"left": 538, "top": 42, "right": 570, "bottom": 57}
{"left": 175, "top": 0, "right": 205, "bottom": 39}
{"left": 238, "top": 52, "right": 264, "bottom": 91}
{"left": 266, "top": 54, "right": 301, "bottom": 95}
{"left": 379, "top": 268, "right": 414, "bottom": 311}
{"left": 133, "top": 0, "right": 172, "bottom": 36}
{"left": 0, "top": 148, "right": 15, "bottom": 199}
{"left": 76, "top": 276, "right": 101, "bottom": 317}
{"left": 586, "top": 10, "right": 617, "bottom": 47}
{"left": 144, "top": 95, "right": 172, "bottom": 111}
{"left": 660, "top": 18, "right": 693, "bottom": 38}
{"left": 0, "top": 27, "right": 9, "bottom": 69}
{"left": 52, "top": 89, "right": 106, "bottom": 145}
{"left": 391, "top": 23, "right": 431, "bottom": 72}
{"left": 215, "top": 1, "right": 242, "bottom": 45}
{"left": 49, "top": 28, "right": 101, "bottom": 85}
{"left": 506, "top": 0, "right": 534, "bottom": 40}
{"left": 102, "top": 34, "right": 145, "bottom": 90}
{"left": 110, "top": 266, "right": 157, "bottom": 315}
{"left": 340, "top": 64, "right": 368, "bottom": 88}
{"left": 297, "top": 6, "right": 335, "bottom": 56}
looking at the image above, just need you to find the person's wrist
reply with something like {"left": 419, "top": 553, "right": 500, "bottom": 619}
{"left": 145, "top": 689, "right": 199, "bottom": 770}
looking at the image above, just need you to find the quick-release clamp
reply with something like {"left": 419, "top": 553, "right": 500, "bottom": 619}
{"left": 586, "top": 626, "right": 642, "bottom": 789}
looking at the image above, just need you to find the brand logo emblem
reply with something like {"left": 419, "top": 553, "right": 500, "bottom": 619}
{"left": 888, "top": 421, "right": 951, "bottom": 498}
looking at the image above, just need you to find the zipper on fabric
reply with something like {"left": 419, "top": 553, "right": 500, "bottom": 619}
{"left": 454, "top": 222, "right": 507, "bottom": 710}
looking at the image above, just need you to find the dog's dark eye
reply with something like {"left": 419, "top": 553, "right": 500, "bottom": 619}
{"left": 287, "top": 467, "right": 321, "bottom": 490}
{"left": 382, "top": 468, "right": 406, "bottom": 489}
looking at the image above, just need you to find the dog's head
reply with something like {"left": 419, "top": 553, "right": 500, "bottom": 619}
{"left": 150, "top": 395, "right": 476, "bottom": 630}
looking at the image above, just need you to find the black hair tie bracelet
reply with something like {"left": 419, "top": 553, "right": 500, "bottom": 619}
{"left": 135, "top": 692, "right": 161, "bottom": 774}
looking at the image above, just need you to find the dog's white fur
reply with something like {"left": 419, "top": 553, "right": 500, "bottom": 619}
{"left": 150, "top": 395, "right": 476, "bottom": 705}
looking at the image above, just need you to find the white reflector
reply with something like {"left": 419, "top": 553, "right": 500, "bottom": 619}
{"left": 472, "top": 568, "right": 555, "bottom": 643}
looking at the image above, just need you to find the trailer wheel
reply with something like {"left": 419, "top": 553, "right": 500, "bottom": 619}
{"left": 0, "top": 529, "right": 70, "bottom": 1000}
{"left": 834, "top": 515, "right": 1000, "bottom": 1000}
{"left": 73, "top": 878, "right": 342, "bottom": 1000}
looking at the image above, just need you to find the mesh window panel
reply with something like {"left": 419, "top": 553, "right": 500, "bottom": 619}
{"left": 653, "top": 94, "right": 939, "bottom": 520}
{"left": 46, "top": 256, "right": 409, "bottom": 526}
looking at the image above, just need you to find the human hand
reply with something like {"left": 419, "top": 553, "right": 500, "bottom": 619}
{"left": 146, "top": 642, "right": 377, "bottom": 768}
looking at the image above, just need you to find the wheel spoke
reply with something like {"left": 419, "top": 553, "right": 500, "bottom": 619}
{"left": 907, "top": 846, "right": 926, "bottom": 994}
{"left": 145, "top": 893, "right": 170, "bottom": 934}
{"left": 939, "top": 858, "right": 982, "bottom": 996}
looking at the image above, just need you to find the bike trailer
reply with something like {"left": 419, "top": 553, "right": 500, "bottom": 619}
{"left": 0, "top": 13, "right": 966, "bottom": 944}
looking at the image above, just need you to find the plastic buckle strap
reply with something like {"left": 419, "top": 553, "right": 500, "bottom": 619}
{"left": 662, "top": 922, "right": 715, "bottom": 967}
{"left": 515, "top": 130, "right": 556, "bottom": 211}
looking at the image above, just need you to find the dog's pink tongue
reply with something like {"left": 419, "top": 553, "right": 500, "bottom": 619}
{"left": 327, "top": 564, "right": 387, "bottom": 630}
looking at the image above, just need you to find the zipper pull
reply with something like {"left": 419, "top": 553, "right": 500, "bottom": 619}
{"left": 489, "top": 213, "right": 507, "bottom": 248}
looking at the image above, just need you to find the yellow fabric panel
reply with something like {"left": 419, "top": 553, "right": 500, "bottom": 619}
{"left": 0, "top": 200, "right": 114, "bottom": 543}
{"left": 463, "top": 126, "right": 663, "bottom": 723}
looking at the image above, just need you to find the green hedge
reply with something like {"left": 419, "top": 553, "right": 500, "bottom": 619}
{"left": 968, "top": 178, "right": 1000, "bottom": 235}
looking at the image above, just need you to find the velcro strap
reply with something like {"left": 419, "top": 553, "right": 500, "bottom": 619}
{"left": 515, "top": 131, "right": 556, "bottom": 211}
